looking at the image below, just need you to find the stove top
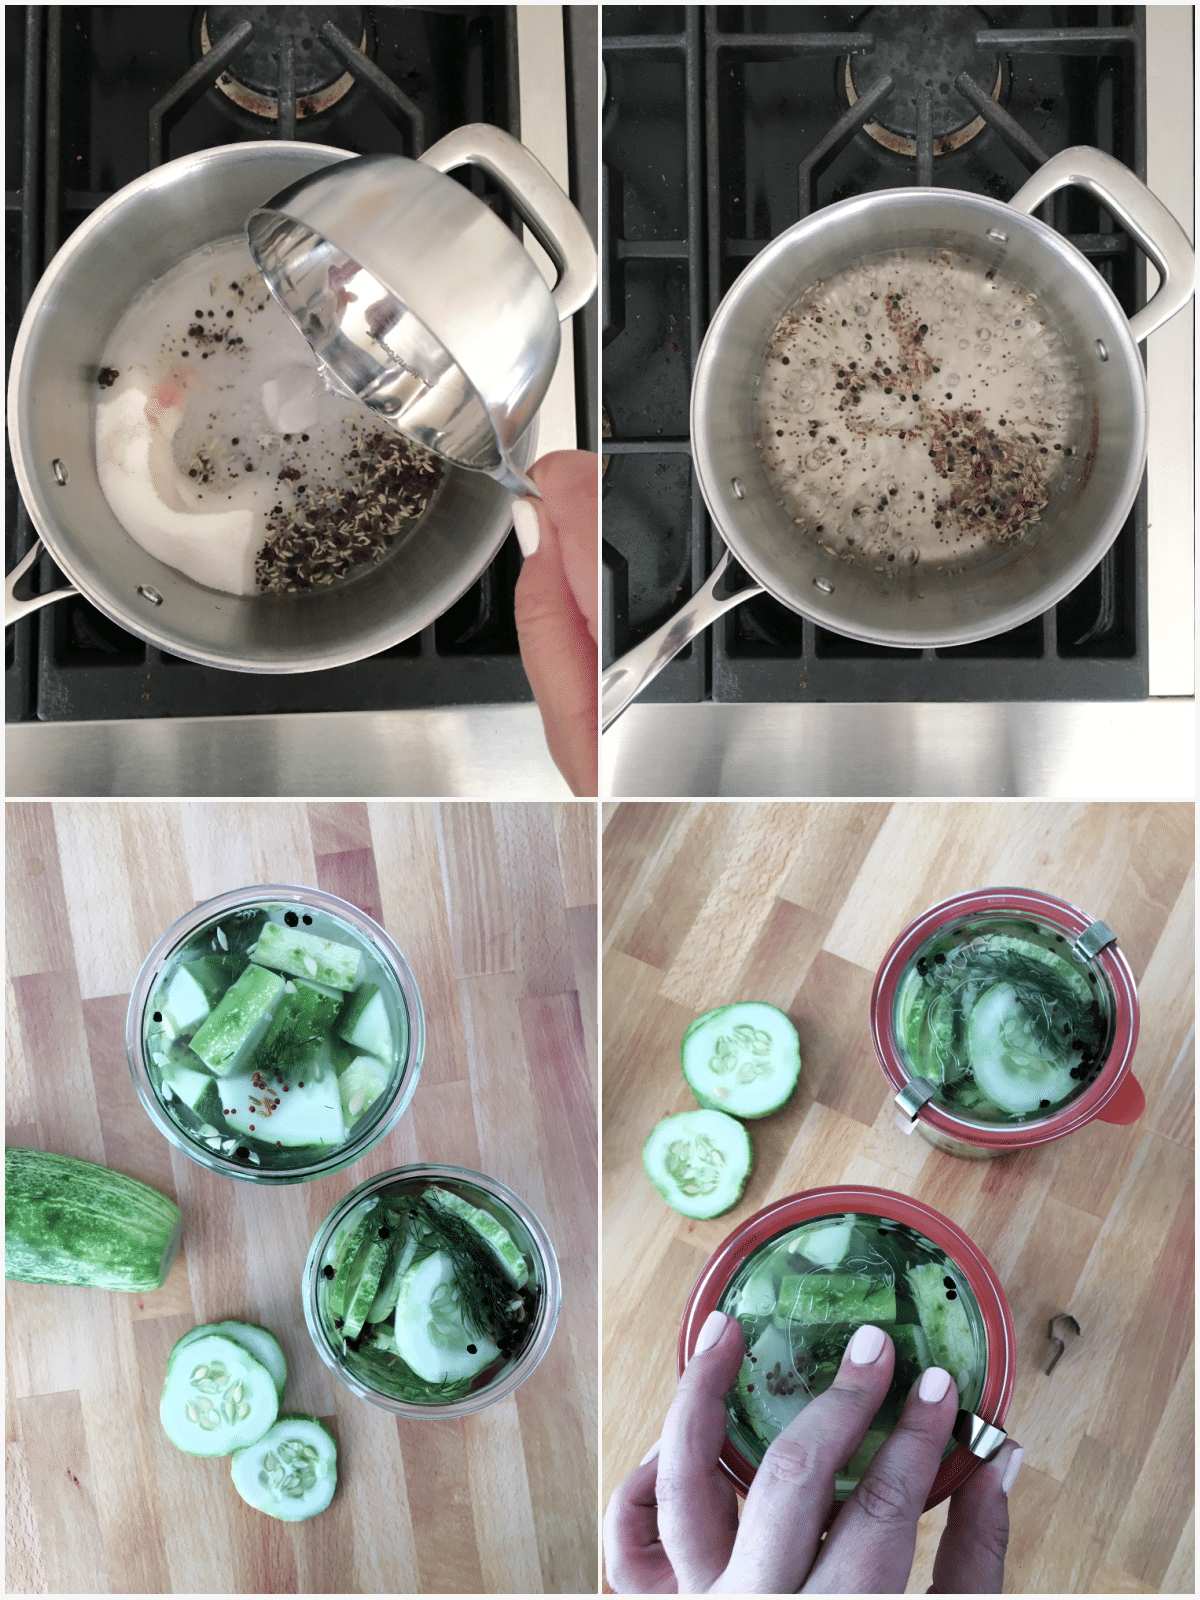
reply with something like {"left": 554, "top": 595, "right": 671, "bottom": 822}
{"left": 6, "top": 5, "right": 596, "bottom": 730}
{"left": 602, "top": 5, "right": 1176, "bottom": 710}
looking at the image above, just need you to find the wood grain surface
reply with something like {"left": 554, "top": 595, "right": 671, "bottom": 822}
{"left": 6, "top": 800, "right": 598, "bottom": 1595}
{"left": 602, "top": 801, "right": 1194, "bottom": 1595}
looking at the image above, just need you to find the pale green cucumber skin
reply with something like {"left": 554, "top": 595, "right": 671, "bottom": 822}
{"left": 161, "top": 1332, "right": 279, "bottom": 1457}
{"left": 174, "top": 1321, "right": 287, "bottom": 1403}
{"left": 342, "top": 1237, "right": 391, "bottom": 1341}
{"left": 642, "top": 1109, "right": 752, "bottom": 1220}
{"left": 230, "top": 1414, "right": 337, "bottom": 1521}
{"left": 681, "top": 1001, "right": 801, "bottom": 1119}
{"left": 5, "top": 1149, "right": 182, "bottom": 1293}
{"left": 251, "top": 922, "right": 361, "bottom": 991}
{"left": 190, "top": 964, "right": 285, "bottom": 1076}
{"left": 425, "top": 1185, "right": 530, "bottom": 1287}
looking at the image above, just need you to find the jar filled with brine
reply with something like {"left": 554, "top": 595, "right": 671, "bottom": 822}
{"left": 872, "top": 888, "right": 1142, "bottom": 1158}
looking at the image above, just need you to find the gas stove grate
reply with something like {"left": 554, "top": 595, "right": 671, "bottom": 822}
{"left": 6, "top": 4, "right": 535, "bottom": 723}
{"left": 602, "top": 5, "right": 1150, "bottom": 705}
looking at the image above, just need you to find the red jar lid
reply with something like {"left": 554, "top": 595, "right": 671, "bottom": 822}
{"left": 871, "top": 887, "right": 1141, "bottom": 1150}
{"left": 677, "top": 1185, "right": 1015, "bottom": 1511}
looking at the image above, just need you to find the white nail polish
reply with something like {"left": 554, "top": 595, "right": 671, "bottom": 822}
{"left": 692, "top": 1309, "right": 727, "bottom": 1357}
{"left": 848, "top": 1323, "right": 885, "bottom": 1365}
{"left": 918, "top": 1366, "right": 952, "bottom": 1403}
{"left": 512, "top": 497, "right": 540, "bottom": 557}
{"left": 639, "top": 1439, "right": 661, "bottom": 1467}
{"left": 1000, "top": 1445, "right": 1024, "bottom": 1496}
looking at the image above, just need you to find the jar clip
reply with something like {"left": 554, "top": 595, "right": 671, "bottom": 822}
{"left": 953, "top": 1409, "right": 1008, "bottom": 1461}
{"left": 1073, "top": 919, "right": 1118, "bottom": 961}
{"left": 895, "top": 1075, "right": 938, "bottom": 1120}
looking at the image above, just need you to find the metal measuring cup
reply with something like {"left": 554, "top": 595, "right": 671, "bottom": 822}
{"left": 247, "top": 123, "right": 596, "bottom": 499}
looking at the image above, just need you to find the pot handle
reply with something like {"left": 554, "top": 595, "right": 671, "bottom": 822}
{"left": 420, "top": 124, "right": 597, "bottom": 324}
{"left": 5, "top": 538, "right": 77, "bottom": 627}
{"left": 601, "top": 550, "right": 763, "bottom": 732}
{"left": 1008, "top": 146, "right": 1195, "bottom": 345}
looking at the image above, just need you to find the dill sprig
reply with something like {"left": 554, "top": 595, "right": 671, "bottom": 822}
{"left": 402, "top": 1196, "right": 532, "bottom": 1349}
{"left": 344, "top": 1343, "right": 474, "bottom": 1405}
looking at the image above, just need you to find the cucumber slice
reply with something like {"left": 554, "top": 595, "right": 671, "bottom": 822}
{"left": 181, "top": 956, "right": 235, "bottom": 1008}
{"left": 337, "top": 1056, "right": 391, "bottom": 1125}
{"left": 160, "top": 1331, "right": 278, "bottom": 1456}
{"left": 338, "top": 985, "right": 394, "bottom": 1064}
{"left": 786, "top": 1218, "right": 856, "bottom": 1269}
{"left": 160, "top": 1061, "right": 223, "bottom": 1116}
{"left": 681, "top": 1001, "right": 801, "bottom": 1118}
{"left": 905, "top": 1262, "right": 975, "bottom": 1398}
{"left": 367, "top": 1231, "right": 418, "bottom": 1323}
{"left": 342, "top": 1237, "right": 391, "bottom": 1341}
{"left": 966, "top": 982, "right": 1079, "bottom": 1114}
{"left": 251, "top": 922, "right": 361, "bottom": 991}
{"left": 325, "top": 1201, "right": 380, "bottom": 1323}
{"left": 735, "top": 1323, "right": 813, "bottom": 1439}
{"left": 230, "top": 1414, "right": 337, "bottom": 1521}
{"left": 174, "top": 1321, "right": 287, "bottom": 1403}
{"left": 775, "top": 1272, "right": 897, "bottom": 1326}
{"left": 424, "top": 1185, "right": 529, "bottom": 1288}
{"left": 393, "top": 1250, "right": 500, "bottom": 1383}
{"left": 643, "top": 1109, "right": 752, "bottom": 1219}
{"left": 189, "top": 965, "right": 285, "bottom": 1076}
{"left": 219, "top": 1067, "right": 346, "bottom": 1149}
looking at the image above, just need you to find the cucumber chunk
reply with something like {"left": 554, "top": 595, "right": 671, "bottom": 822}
{"left": 231, "top": 1414, "right": 337, "bottom": 1521}
{"left": 175, "top": 1321, "right": 287, "bottom": 1403}
{"left": 252, "top": 985, "right": 340, "bottom": 1079}
{"left": 189, "top": 965, "right": 285, "bottom": 1076}
{"left": 368, "top": 1231, "right": 418, "bottom": 1324}
{"left": 160, "top": 1331, "right": 278, "bottom": 1456}
{"left": 967, "top": 982, "right": 1079, "bottom": 1114}
{"left": 642, "top": 1109, "right": 752, "bottom": 1220}
{"left": 337, "top": 1056, "right": 391, "bottom": 1125}
{"left": 342, "top": 1237, "right": 391, "bottom": 1342}
{"left": 681, "top": 1001, "right": 801, "bottom": 1118}
{"left": 735, "top": 1323, "right": 814, "bottom": 1438}
{"left": 157, "top": 966, "right": 212, "bottom": 1035}
{"left": 219, "top": 1067, "right": 346, "bottom": 1150}
{"left": 786, "top": 1218, "right": 856, "bottom": 1269}
{"left": 425, "top": 1185, "right": 529, "bottom": 1287}
{"left": 775, "top": 1272, "right": 897, "bottom": 1326}
{"left": 337, "top": 984, "right": 394, "bottom": 1064}
{"left": 392, "top": 1250, "right": 500, "bottom": 1383}
{"left": 326, "top": 1201, "right": 380, "bottom": 1322}
{"left": 905, "top": 1262, "right": 975, "bottom": 1398}
{"left": 251, "top": 922, "right": 361, "bottom": 991}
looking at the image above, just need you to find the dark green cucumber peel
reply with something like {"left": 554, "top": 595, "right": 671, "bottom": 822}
{"left": 5, "top": 1148, "right": 182, "bottom": 1293}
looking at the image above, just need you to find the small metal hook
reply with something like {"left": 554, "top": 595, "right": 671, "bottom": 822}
{"left": 1045, "top": 1313, "right": 1081, "bottom": 1375}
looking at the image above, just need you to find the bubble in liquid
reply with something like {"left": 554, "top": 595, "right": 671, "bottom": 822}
{"left": 976, "top": 326, "right": 993, "bottom": 340}
{"left": 946, "top": 373, "right": 962, "bottom": 387}
{"left": 805, "top": 445, "right": 832, "bottom": 469}
{"left": 978, "top": 345, "right": 992, "bottom": 359}
{"left": 958, "top": 338, "right": 970, "bottom": 349}
{"left": 797, "top": 397, "right": 815, "bottom": 413}
{"left": 853, "top": 301, "right": 870, "bottom": 319}
{"left": 899, "top": 544, "right": 920, "bottom": 565}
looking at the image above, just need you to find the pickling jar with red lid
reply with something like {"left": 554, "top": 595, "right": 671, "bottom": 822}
{"left": 677, "top": 1185, "right": 1015, "bottom": 1511}
{"left": 871, "top": 887, "right": 1142, "bottom": 1160}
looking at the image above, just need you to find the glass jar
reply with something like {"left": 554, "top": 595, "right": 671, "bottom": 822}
{"left": 872, "top": 887, "right": 1142, "bottom": 1158}
{"left": 678, "top": 1185, "right": 1014, "bottom": 1510}
{"left": 303, "top": 1163, "right": 561, "bottom": 1418}
{"left": 126, "top": 884, "right": 424, "bottom": 1184}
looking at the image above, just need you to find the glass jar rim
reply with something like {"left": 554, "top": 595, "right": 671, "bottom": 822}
{"left": 871, "top": 886, "right": 1139, "bottom": 1147}
{"left": 677, "top": 1184, "right": 1015, "bottom": 1509}
{"left": 302, "top": 1162, "right": 562, "bottom": 1418}
{"left": 125, "top": 883, "right": 425, "bottom": 1184}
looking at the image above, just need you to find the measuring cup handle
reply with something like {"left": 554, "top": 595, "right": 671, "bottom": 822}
{"left": 420, "top": 124, "right": 597, "bottom": 324}
{"left": 1008, "top": 146, "right": 1195, "bottom": 345}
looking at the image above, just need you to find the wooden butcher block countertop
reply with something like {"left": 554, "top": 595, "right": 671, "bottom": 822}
{"left": 602, "top": 801, "right": 1193, "bottom": 1595}
{"left": 6, "top": 801, "right": 597, "bottom": 1594}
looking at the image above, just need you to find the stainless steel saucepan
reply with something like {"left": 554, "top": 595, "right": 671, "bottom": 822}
{"left": 602, "top": 146, "right": 1194, "bottom": 730}
{"left": 7, "top": 132, "right": 595, "bottom": 673}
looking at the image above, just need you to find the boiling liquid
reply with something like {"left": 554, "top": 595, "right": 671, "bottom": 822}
{"left": 720, "top": 1213, "right": 987, "bottom": 1496}
{"left": 894, "top": 914, "right": 1109, "bottom": 1123}
{"left": 753, "top": 248, "right": 1086, "bottom": 572}
{"left": 143, "top": 899, "right": 407, "bottom": 1172}
{"left": 95, "top": 236, "right": 438, "bottom": 595}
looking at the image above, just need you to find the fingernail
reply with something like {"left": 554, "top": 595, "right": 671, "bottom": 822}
{"left": 918, "top": 1366, "right": 952, "bottom": 1403}
{"left": 848, "top": 1323, "right": 886, "bottom": 1365}
{"left": 512, "top": 498, "right": 540, "bottom": 557}
{"left": 692, "top": 1310, "right": 729, "bottom": 1357}
{"left": 639, "top": 1439, "right": 661, "bottom": 1467}
{"left": 1000, "top": 1444, "right": 1024, "bottom": 1496}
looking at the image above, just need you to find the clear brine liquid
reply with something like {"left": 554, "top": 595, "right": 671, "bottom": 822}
{"left": 894, "top": 914, "right": 1110, "bottom": 1123}
{"left": 315, "top": 1176, "right": 542, "bottom": 1405}
{"left": 719, "top": 1212, "right": 987, "bottom": 1496}
{"left": 753, "top": 247, "right": 1085, "bottom": 574}
{"left": 143, "top": 900, "right": 406, "bottom": 1171}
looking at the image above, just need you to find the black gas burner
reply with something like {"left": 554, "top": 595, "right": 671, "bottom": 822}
{"left": 200, "top": 7, "right": 369, "bottom": 123}
{"left": 846, "top": 6, "right": 1004, "bottom": 157}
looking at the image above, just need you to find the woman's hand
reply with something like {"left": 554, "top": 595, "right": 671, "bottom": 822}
{"left": 513, "top": 450, "right": 598, "bottom": 796}
{"left": 603, "top": 1311, "right": 1021, "bottom": 1594}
